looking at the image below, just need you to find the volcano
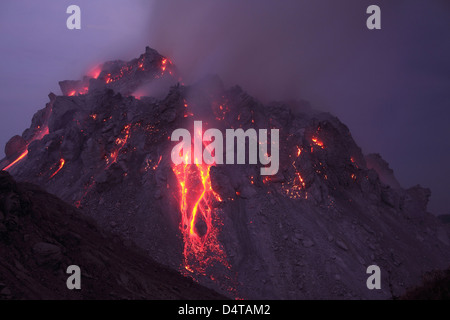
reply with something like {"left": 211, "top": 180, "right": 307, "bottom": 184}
{"left": 1, "top": 46, "right": 449, "bottom": 299}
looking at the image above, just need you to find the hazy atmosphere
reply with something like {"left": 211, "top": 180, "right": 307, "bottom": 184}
{"left": 0, "top": 0, "right": 449, "bottom": 214}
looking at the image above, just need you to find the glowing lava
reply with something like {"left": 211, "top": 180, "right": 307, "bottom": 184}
{"left": 2, "top": 150, "right": 28, "bottom": 171}
{"left": 281, "top": 146, "right": 308, "bottom": 199}
{"left": 107, "top": 124, "right": 131, "bottom": 167}
{"left": 152, "top": 155, "right": 162, "bottom": 171}
{"left": 49, "top": 158, "right": 65, "bottom": 178}
{"left": 66, "top": 87, "right": 89, "bottom": 97}
{"left": 105, "top": 73, "right": 113, "bottom": 84}
{"left": 311, "top": 137, "right": 324, "bottom": 149}
{"left": 173, "top": 155, "right": 230, "bottom": 276}
{"left": 171, "top": 115, "right": 230, "bottom": 278}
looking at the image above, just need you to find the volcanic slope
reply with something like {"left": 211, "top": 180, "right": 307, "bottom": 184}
{"left": 2, "top": 47, "right": 449, "bottom": 299}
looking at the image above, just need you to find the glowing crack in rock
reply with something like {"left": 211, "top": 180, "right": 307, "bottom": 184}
{"left": 281, "top": 146, "right": 308, "bottom": 200}
{"left": 161, "top": 58, "right": 167, "bottom": 72}
{"left": 106, "top": 124, "right": 131, "bottom": 168}
{"left": 2, "top": 150, "right": 29, "bottom": 171}
{"left": 311, "top": 136, "right": 324, "bottom": 149}
{"left": 49, "top": 158, "right": 65, "bottom": 179}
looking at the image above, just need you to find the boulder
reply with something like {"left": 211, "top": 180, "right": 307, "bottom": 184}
{"left": 4, "top": 135, "right": 27, "bottom": 159}
{"left": 33, "top": 242, "right": 62, "bottom": 266}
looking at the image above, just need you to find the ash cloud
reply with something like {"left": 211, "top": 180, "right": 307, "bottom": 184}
{"left": 146, "top": 0, "right": 365, "bottom": 102}
{"left": 145, "top": 0, "right": 450, "bottom": 215}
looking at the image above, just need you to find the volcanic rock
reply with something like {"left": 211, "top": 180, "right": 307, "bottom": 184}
{"left": 1, "top": 46, "right": 449, "bottom": 300}
{"left": 194, "top": 217, "right": 208, "bottom": 237}
{"left": 302, "top": 238, "right": 315, "bottom": 248}
{"left": 336, "top": 239, "right": 349, "bottom": 251}
{"left": 403, "top": 185, "right": 432, "bottom": 220}
{"left": 33, "top": 242, "right": 62, "bottom": 266}
{"left": 366, "top": 153, "right": 402, "bottom": 190}
{"left": 4, "top": 136, "right": 27, "bottom": 159}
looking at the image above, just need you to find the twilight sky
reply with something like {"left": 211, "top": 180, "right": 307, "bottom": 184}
{"left": 0, "top": 0, "right": 449, "bottom": 215}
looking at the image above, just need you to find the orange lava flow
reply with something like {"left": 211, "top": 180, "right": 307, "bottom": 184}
{"left": 2, "top": 150, "right": 28, "bottom": 171}
{"left": 311, "top": 137, "right": 324, "bottom": 149}
{"left": 281, "top": 146, "right": 308, "bottom": 199}
{"left": 189, "top": 164, "right": 209, "bottom": 235}
{"left": 172, "top": 141, "right": 230, "bottom": 277}
{"left": 105, "top": 74, "right": 113, "bottom": 84}
{"left": 107, "top": 124, "right": 131, "bottom": 167}
{"left": 49, "top": 158, "right": 65, "bottom": 178}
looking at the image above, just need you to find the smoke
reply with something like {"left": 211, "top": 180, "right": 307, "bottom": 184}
{"left": 145, "top": 0, "right": 368, "bottom": 102}
{"left": 145, "top": 0, "right": 450, "bottom": 215}
{"left": 132, "top": 76, "right": 178, "bottom": 100}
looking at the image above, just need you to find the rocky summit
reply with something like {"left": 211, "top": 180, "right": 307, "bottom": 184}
{"left": 1, "top": 46, "right": 449, "bottom": 299}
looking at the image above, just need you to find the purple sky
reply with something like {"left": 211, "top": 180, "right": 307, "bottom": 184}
{"left": 0, "top": 0, "right": 449, "bottom": 215}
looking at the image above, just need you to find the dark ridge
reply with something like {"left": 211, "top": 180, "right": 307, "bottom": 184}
{"left": 0, "top": 171, "right": 225, "bottom": 300}
{"left": 400, "top": 268, "right": 450, "bottom": 300}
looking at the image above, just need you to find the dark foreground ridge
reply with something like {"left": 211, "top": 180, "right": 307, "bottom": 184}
{"left": 401, "top": 268, "right": 450, "bottom": 300}
{"left": 0, "top": 171, "right": 225, "bottom": 300}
